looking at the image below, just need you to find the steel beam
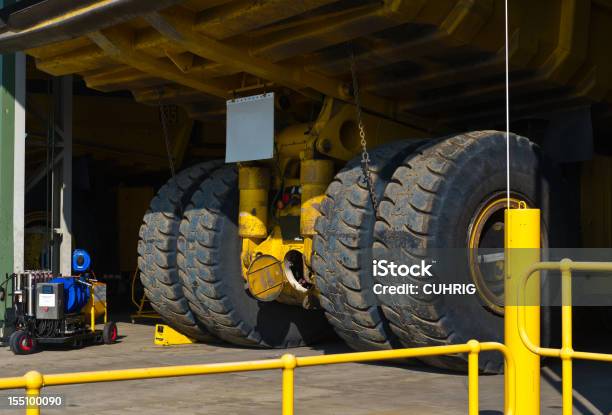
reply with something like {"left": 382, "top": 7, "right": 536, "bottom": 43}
{"left": 147, "top": 10, "right": 344, "bottom": 97}
{"left": 88, "top": 28, "right": 230, "bottom": 99}
{"left": 147, "top": 10, "right": 400, "bottom": 119}
{"left": 57, "top": 0, "right": 429, "bottom": 93}
{"left": 34, "top": 0, "right": 337, "bottom": 76}
{"left": 25, "top": 151, "right": 63, "bottom": 194}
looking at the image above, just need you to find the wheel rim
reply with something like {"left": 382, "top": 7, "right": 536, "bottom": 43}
{"left": 111, "top": 325, "right": 118, "bottom": 341}
{"left": 468, "top": 193, "right": 527, "bottom": 315}
{"left": 20, "top": 336, "right": 33, "bottom": 352}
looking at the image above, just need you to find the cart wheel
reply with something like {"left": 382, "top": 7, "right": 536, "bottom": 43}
{"left": 9, "top": 330, "right": 36, "bottom": 355}
{"left": 103, "top": 322, "right": 118, "bottom": 344}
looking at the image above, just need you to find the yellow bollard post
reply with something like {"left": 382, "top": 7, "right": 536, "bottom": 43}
{"left": 467, "top": 340, "right": 480, "bottom": 415}
{"left": 90, "top": 289, "right": 96, "bottom": 332}
{"left": 24, "top": 371, "right": 43, "bottom": 415}
{"left": 281, "top": 354, "right": 296, "bottom": 415}
{"left": 560, "top": 259, "right": 573, "bottom": 415}
{"left": 505, "top": 207, "right": 540, "bottom": 415}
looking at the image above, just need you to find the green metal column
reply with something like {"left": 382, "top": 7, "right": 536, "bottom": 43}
{"left": 0, "top": 0, "right": 18, "bottom": 333}
{"left": 0, "top": 46, "right": 15, "bottom": 329}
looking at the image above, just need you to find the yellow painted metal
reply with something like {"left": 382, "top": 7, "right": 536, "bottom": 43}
{"left": 560, "top": 262, "right": 573, "bottom": 415}
{"left": 29, "top": 0, "right": 339, "bottom": 77}
{"left": 469, "top": 195, "right": 523, "bottom": 315}
{"left": 87, "top": 28, "right": 231, "bottom": 99}
{"left": 517, "top": 260, "right": 612, "bottom": 415}
{"left": 300, "top": 159, "right": 334, "bottom": 270}
{"left": 239, "top": 166, "right": 270, "bottom": 239}
{"left": 24, "top": 371, "right": 42, "bottom": 415}
{"left": 467, "top": 340, "right": 480, "bottom": 415}
{"left": 300, "top": 159, "right": 334, "bottom": 236}
{"left": 143, "top": 2, "right": 463, "bottom": 120}
{"left": 504, "top": 207, "right": 540, "bottom": 415}
{"left": 19, "top": 0, "right": 612, "bottom": 133}
{"left": 244, "top": 226, "right": 307, "bottom": 307}
{"left": 274, "top": 123, "right": 315, "bottom": 161}
{"left": 314, "top": 103, "right": 425, "bottom": 160}
{"left": 147, "top": 9, "right": 353, "bottom": 101}
{"left": 130, "top": 268, "right": 160, "bottom": 323}
{"left": 281, "top": 354, "right": 296, "bottom": 415}
{"left": 238, "top": 101, "right": 421, "bottom": 302}
{"left": 154, "top": 324, "right": 195, "bottom": 346}
{"left": 246, "top": 255, "right": 285, "bottom": 302}
{"left": 84, "top": 281, "right": 107, "bottom": 331}
{"left": 90, "top": 291, "right": 95, "bottom": 333}
{"left": 0, "top": 340, "right": 515, "bottom": 415}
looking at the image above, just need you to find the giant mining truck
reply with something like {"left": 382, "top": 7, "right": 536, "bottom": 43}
{"left": 8, "top": 0, "right": 612, "bottom": 372}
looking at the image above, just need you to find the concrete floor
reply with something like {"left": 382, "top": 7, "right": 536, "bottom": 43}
{"left": 0, "top": 319, "right": 611, "bottom": 414}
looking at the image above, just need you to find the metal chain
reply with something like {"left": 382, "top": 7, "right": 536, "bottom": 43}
{"left": 158, "top": 90, "right": 176, "bottom": 179}
{"left": 349, "top": 51, "right": 378, "bottom": 210}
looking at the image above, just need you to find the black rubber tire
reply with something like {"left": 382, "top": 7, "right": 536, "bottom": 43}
{"left": 312, "top": 139, "right": 427, "bottom": 350}
{"left": 102, "top": 321, "right": 118, "bottom": 344}
{"left": 178, "top": 165, "right": 331, "bottom": 347}
{"left": 138, "top": 161, "right": 221, "bottom": 341}
{"left": 374, "top": 131, "right": 553, "bottom": 373}
{"left": 9, "top": 330, "right": 36, "bottom": 355}
{"left": 8, "top": 330, "right": 20, "bottom": 354}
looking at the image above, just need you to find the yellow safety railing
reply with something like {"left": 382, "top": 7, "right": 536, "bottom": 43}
{"left": 0, "top": 340, "right": 515, "bottom": 415}
{"left": 518, "top": 259, "right": 612, "bottom": 415}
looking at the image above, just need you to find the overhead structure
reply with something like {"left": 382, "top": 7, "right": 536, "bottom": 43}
{"left": 0, "top": 0, "right": 604, "bottom": 128}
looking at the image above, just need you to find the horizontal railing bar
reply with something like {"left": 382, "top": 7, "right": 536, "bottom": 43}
{"left": 564, "top": 262, "right": 612, "bottom": 272}
{"left": 0, "top": 342, "right": 515, "bottom": 415}
{"left": 0, "top": 342, "right": 511, "bottom": 389}
{"left": 295, "top": 343, "right": 472, "bottom": 367}
{"left": 524, "top": 260, "right": 612, "bottom": 275}
{"left": 0, "top": 377, "right": 27, "bottom": 390}
{"left": 572, "top": 350, "right": 612, "bottom": 363}
{"left": 519, "top": 260, "right": 612, "bottom": 363}
{"left": 43, "top": 359, "right": 286, "bottom": 387}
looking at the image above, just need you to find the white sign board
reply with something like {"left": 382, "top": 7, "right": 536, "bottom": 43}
{"left": 38, "top": 293, "right": 56, "bottom": 307}
{"left": 226, "top": 93, "right": 274, "bottom": 162}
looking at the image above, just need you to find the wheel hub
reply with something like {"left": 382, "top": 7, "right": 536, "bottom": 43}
{"left": 468, "top": 194, "right": 526, "bottom": 315}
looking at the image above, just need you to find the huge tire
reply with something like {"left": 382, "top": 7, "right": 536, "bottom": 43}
{"left": 374, "top": 131, "right": 553, "bottom": 373}
{"left": 138, "top": 161, "right": 221, "bottom": 341}
{"left": 312, "top": 140, "right": 426, "bottom": 350}
{"left": 178, "top": 165, "right": 331, "bottom": 347}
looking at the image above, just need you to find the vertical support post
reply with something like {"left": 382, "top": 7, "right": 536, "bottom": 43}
{"left": 0, "top": 14, "right": 25, "bottom": 334}
{"left": 560, "top": 259, "right": 573, "bottom": 415}
{"left": 467, "top": 340, "right": 480, "bottom": 415}
{"left": 56, "top": 76, "right": 72, "bottom": 276}
{"left": 505, "top": 207, "right": 540, "bottom": 415}
{"left": 300, "top": 159, "right": 334, "bottom": 268}
{"left": 0, "top": 32, "right": 15, "bottom": 331}
{"left": 281, "top": 354, "right": 296, "bottom": 415}
{"left": 24, "top": 371, "right": 43, "bottom": 415}
{"left": 13, "top": 52, "right": 25, "bottom": 274}
{"left": 90, "top": 288, "right": 96, "bottom": 332}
